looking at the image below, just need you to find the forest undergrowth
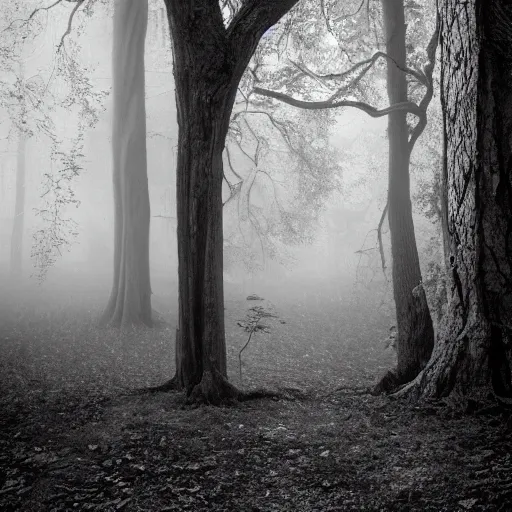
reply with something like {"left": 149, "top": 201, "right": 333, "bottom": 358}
{"left": 0, "top": 277, "right": 511, "bottom": 511}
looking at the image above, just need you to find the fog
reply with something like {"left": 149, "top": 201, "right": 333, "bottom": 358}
{"left": 0, "top": 2, "right": 441, "bottom": 353}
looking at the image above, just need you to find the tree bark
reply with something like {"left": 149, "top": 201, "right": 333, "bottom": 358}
{"left": 398, "top": 0, "right": 512, "bottom": 404}
{"left": 10, "top": 130, "right": 26, "bottom": 280}
{"left": 161, "top": 0, "right": 299, "bottom": 403}
{"left": 375, "top": 0, "right": 434, "bottom": 393}
{"left": 101, "top": 0, "right": 152, "bottom": 328}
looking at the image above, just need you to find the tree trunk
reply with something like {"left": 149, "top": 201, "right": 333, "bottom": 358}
{"left": 165, "top": 10, "right": 240, "bottom": 403}
{"left": 10, "top": 130, "right": 26, "bottom": 280}
{"left": 375, "top": 0, "right": 434, "bottom": 392}
{"left": 399, "top": 0, "right": 512, "bottom": 404}
{"left": 161, "top": 0, "right": 299, "bottom": 403}
{"left": 101, "top": 0, "right": 152, "bottom": 328}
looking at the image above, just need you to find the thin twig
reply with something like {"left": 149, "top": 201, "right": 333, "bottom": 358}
{"left": 377, "top": 201, "right": 388, "bottom": 274}
{"left": 239, "top": 327, "right": 255, "bottom": 384}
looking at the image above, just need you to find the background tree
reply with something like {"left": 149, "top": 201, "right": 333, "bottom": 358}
{"left": 9, "top": 67, "right": 28, "bottom": 281}
{"left": 158, "top": 0, "right": 300, "bottom": 404}
{"left": 253, "top": 0, "right": 438, "bottom": 391}
{"left": 100, "top": 0, "right": 152, "bottom": 328}
{"left": 379, "top": 0, "right": 434, "bottom": 391}
{"left": 399, "top": 0, "right": 512, "bottom": 405}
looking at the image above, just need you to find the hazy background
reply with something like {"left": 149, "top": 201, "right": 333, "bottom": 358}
{"left": 0, "top": 2, "right": 441, "bottom": 346}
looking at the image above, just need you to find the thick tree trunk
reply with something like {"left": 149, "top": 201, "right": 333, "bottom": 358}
{"left": 161, "top": 0, "right": 299, "bottom": 403}
{"left": 374, "top": 0, "right": 434, "bottom": 393}
{"left": 101, "top": 0, "right": 152, "bottom": 328}
{"left": 10, "top": 130, "right": 26, "bottom": 280}
{"left": 165, "top": 13, "right": 239, "bottom": 403}
{"left": 399, "top": 0, "right": 512, "bottom": 404}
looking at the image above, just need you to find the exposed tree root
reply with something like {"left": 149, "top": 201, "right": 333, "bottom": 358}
{"left": 186, "top": 370, "right": 241, "bottom": 406}
{"left": 131, "top": 371, "right": 306, "bottom": 405}
{"left": 128, "top": 375, "right": 183, "bottom": 396}
{"left": 323, "top": 385, "right": 372, "bottom": 398}
{"left": 390, "top": 332, "right": 512, "bottom": 414}
{"left": 148, "top": 375, "right": 183, "bottom": 393}
{"left": 372, "top": 369, "right": 402, "bottom": 395}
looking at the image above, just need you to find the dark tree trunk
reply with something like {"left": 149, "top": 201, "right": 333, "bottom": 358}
{"left": 375, "top": 0, "right": 434, "bottom": 393}
{"left": 10, "top": 130, "right": 26, "bottom": 280}
{"left": 161, "top": 0, "right": 299, "bottom": 403}
{"left": 400, "top": 0, "right": 512, "bottom": 403}
{"left": 101, "top": 0, "right": 152, "bottom": 328}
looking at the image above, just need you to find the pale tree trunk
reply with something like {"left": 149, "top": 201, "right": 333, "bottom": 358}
{"left": 399, "top": 0, "right": 512, "bottom": 404}
{"left": 159, "top": 0, "right": 299, "bottom": 403}
{"left": 10, "top": 130, "right": 26, "bottom": 280}
{"left": 101, "top": 0, "right": 152, "bottom": 328}
{"left": 375, "top": 0, "right": 434, "bottom": 393}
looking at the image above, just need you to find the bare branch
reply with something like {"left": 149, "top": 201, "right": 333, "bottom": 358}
{"left": 233, "top": 135, "right": 257, "bottom": 165}
{"left": 319, "top": 0, "right": 337, "bottom": 41}
{"left": 57, "top": 0, "right": 86, "bottom": 50}
{"left": 332, "top": 0, "right": 365, "bottom": 22}
{"left": 377, "top": 201, "right": 388, "bottom": 274}
{"left": 253, "top": 87, "right": 423, "bottom": 118}
{"left": 288, "top": 59, "right": 333, "bottom": 92}
{"left": 225, "top": 144, "right": 243, "bottom": 181}
{"left": 408, "top": 17, "right": 440, "bottom": 155}
{"left": 243, "top": 118, "right": 262, "bottom": 165}
{"left": 300, "top": 51, "right": 427, "bottom": 87}
{"left": 153, "top": 214, "right": 176, "bottom": 220}
{"left": 2, "top": 0, "right": 65, "bottom": 33}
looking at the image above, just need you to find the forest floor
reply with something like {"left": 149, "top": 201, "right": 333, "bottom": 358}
{"left": 0, "top": 275, "right": 511, "bottom": 511}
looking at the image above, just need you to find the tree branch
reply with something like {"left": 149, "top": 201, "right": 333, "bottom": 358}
{"left": 377, "top": 201, "right": 388, "bottom": 274}
{"left": 299, "top": 51, "right": 427, "bottom": 87}
{"left": 253, "top": 87, "right": 423, "bottom": 118}
{"left": 288, "top": 59, "right": 333, "bottom": 92}
{"left": 408, "top": 17, "right": 440, "bottom": 155}
{"left": 57, "top": 0, "right": 86, "bottom": 50}
{"left": 332, "top": 0, "right": 366, "bottom": 22}
{"left": 227, "top": 0, "right": 300, "bottom": 79}
{"left": 2, "top": 0, "right": 66, "bottom": 33}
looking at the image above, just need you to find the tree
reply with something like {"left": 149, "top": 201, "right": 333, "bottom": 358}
{"left": 399, "top": 0, "right": 512, "bottom": 405}
{"left": 378, "top": 0, "right": 434, "bottom": 391}
{"left": 100, "top": 0, "right": 152, "bottom": 328}
{"left": 9, "top": 65, "right": 28, "bottom": 281}
{"left": 157, "top": 0, "right": 299, "bottom": 403}
{"left": 253, "top": 0, "right": 438, "bottom": 392}
{"left": 10, "top": 128, "right": 27, "bottom": 280}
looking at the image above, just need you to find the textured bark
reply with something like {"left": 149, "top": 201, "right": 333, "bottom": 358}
{"left": 375, "top": 0, "right": 434, "bottom": 392}
{"left": 399, "top": 0, "right": 512, "bottom": 403}
{"left": 161, "top": 0, "right": 299, "bottom": 403}
{"left": 10, "top": 131, "right": 26, "bottom": 280}
{"left": 101, "top": 0, "right": 152, "bottom": 328}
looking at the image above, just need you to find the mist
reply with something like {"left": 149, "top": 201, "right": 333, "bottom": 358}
{"left": 5, "top": 3, "right": 500, "bottom": 511}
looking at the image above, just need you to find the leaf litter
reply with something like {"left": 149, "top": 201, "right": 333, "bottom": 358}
{"left": 0, "top": 283, "right": 511, "bottom": 511}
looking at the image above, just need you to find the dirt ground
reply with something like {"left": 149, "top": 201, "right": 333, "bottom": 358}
{"left": 1, "top": 279, "right": 511, "bottom": 511}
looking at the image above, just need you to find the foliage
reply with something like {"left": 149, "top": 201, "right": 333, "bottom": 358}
{"left": 0, "top": 1, "right": 108, "bottom": 281}
{"left": 237, "top": 297, "right": 281, "bottom": 383}
{"left": 223, "top": 103, "right": 342, "bottom": 273}
{"left": 31, "top": 135, "right": 84, "bottom": 282}
{"left": 222, "top": 13, "right": 344, "bottom": 275}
